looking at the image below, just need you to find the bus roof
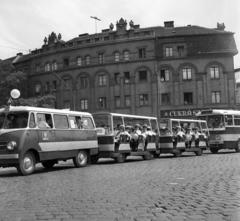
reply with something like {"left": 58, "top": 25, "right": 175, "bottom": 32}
{"left": 0, "top": 105, "right": 92, "bottom": 116}
{"left": 160, "top": 118, "right": 207, "bottom": 123}
{"left": 92, "top": 112, "right": 157, "bottom": 120}
{"left": 196, "top": 109, "right": 240, "bottom": 116}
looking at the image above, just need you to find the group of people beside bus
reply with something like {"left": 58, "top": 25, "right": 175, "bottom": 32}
{"left": 114, "top": 124, "right": 156, "bottom": 151}
{"left": 172, "top": 125, "right": 203, "bottom": 149}
{"left": 114, "top": 123, "right": 156, "bottom": 151}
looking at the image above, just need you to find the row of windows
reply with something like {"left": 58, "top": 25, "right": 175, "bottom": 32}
{"left": 30, "top": 113, "right": 94, "bottom": 130}
{"left": 165, "top": 46, "right": 185, "bottom": 58}
{"left": 35, "top": 70, "right": 147, "bottom": 94}
{"left": 160, "top": 67, "right": 220, "bottom": 81}
{"left": 63, "top": 94, "right": 149, "bottom": 110}
{"left": 161, "top": 91, "right": 221, "bottom": 106}
{"left": 37, "top": 49, "right": 147, "bottom": 73}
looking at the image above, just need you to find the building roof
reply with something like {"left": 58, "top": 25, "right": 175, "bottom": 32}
{"left": 154, "top": 25, "right": 234, "bottom": 37}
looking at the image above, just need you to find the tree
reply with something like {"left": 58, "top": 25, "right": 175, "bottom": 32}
{"left": 0, "top": 60, "right": 26, "bottom": 106}
{"left": 17, "top": 94, "right": 56, "bottom": 108}
{"left": 0, "top": 60, "right": 56, "bottom": 108}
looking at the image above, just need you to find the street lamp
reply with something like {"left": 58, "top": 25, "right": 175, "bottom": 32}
{"left": 52, "top": 71, "right": 76, "bottom": 111}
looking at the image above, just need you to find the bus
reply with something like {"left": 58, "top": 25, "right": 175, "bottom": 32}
{"left": 196, "top": 109, "right": 240, "bottom": 153}
{"left": 92, "top": 112, "right": 160, "bottom": 163}
{"left": 159, "top": 118, "right": 209, "bottom": 157}
{"left": 0, "top": 105, "right": 98, "bottom": 175}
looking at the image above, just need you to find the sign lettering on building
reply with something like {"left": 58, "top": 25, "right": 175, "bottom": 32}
{"left": 160, "top": 109, "right": 203, "bottom": 118}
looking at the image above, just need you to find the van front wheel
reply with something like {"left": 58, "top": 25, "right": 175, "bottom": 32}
{"left": 17, "top": 151, "right": 36, "bottom": 176}
{"left": 73, "top": 150, "right": 88, "bottom": 167}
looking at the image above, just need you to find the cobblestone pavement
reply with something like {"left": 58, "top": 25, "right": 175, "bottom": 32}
{"left": 0, "top": 150, "right": 240, "bottom": 221}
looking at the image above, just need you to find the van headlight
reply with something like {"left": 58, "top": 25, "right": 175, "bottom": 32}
{"left": 7, "top": 141, "right": 17, "bottom": 151}
{"left": 216, "top": 135, "right": 221, "bottom": 140}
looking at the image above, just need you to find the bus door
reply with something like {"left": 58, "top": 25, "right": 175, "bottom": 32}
{"left": 36, "top": 113, "right": 56, "bottom": 160}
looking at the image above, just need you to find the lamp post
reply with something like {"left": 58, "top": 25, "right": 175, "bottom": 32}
{"left": 52, "top": 71, "right": 76, "bottom": 111}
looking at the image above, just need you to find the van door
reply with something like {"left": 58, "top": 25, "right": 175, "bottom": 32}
{"left": 36, "top": 113, "right": 57, "bottom": 160}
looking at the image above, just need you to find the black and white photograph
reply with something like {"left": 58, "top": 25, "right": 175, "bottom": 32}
{"left": 0, "top": 0, "right": 240, "bottom": 220}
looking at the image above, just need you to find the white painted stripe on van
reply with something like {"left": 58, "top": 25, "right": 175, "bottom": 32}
{"left": 210, "top": 134, "right": 240, "bottom": 141}
{"left": 39, "top": 140, "right": 98, "bottom": 152}
{"left": 0, "top": 154, "right": 19, "bottom": 159}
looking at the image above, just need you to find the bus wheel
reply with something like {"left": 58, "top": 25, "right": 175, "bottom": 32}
{"left": 16, "top": 151, "right": 36, "bottom": 176}
{"left": 235, "top": 140, "right": 240, "bottom": 153}
{"left": 90, "top": 156, "right": 99, "bottom": 164}
{"left": 174, "top": 150, "right": 182, "bottom": 157}
{"left": 142, "top": 151, "right": 152, "bottom": 160}
{"left": 210, "top": 148, "right": 219, "bottom": 154}
{"left": 195, "top": 149, "right": 203, "bottom": 156}
{"left": 42, "top": 161, "right": 55, "bottom": 169}
{"left": 115, "top": 153, "right": 126, "bottom": 163}
{"left": 73, "top": 150, "right": 88, "bottom": 168}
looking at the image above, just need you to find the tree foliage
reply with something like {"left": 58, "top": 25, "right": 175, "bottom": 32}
{"left": 0, "top": 60, "right": 56, "bottom": 108}
{"left": 0, "top": 60, "right": 27, "bottom": 106}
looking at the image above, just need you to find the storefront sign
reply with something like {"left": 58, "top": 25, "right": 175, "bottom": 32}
{"left": 160, "top": 109, "right": 203, "bottom": 118}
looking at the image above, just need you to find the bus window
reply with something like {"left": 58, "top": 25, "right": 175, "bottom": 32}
{"left": 82, "top": 117, "right": 94, "bottom": 129}
{"left": 113, "top": 116, "right": 123, "bottom": 131}
{"left": 69, "top": 116, "right": 78, "bottom": 129}
{"left": 53, "top": 115, "right": 69, "bottom": 129}
{"left": 92, "top": 114, "right": 112, "bottom": 135}
{"left": 150, "top": 119, "right": 158, "bottom": 134}
{"left": 37, "top": 113, "right": 52, "bottom": 129}
{"left": 29, "top": 113, "right": 36, "bottom": 128}
{"left": 225, "top": 115, "right": 233, "bottom": 126}
{"left": 207, "top": 115, "right": 224, "bottom": 128}
{"left": 4, "top": 112, "right": 28, "bottom": 129}
{"left": 200, "top": 121, "right": 207, "bottom": 130}
{"left": 172, "top": 121, "right": 179, "bottom": 129}
{"left": 234, "top": 116, "right": 240, "bottom": 126}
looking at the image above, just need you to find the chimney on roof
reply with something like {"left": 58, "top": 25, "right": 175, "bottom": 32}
{"left": 164, "top": 21, "right": 174, "bottom": 28}
{"left": 17, "top": 52, "right": 23, "bottom": 56}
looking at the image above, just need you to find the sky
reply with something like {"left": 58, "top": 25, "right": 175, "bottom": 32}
{"left": 0, "top": 0, "right": 240, "bottom": 69}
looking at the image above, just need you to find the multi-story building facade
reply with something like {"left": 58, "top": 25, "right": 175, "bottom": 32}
{"left": 13, "top": 18, "right": 238, "bottom": 119}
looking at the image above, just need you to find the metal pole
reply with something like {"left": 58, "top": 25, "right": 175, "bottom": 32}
{"left": 52, "top": 71, "right": 75, "bottom": 111}
{"left": 90, "top": 16, "right": 101, "bottom": 34}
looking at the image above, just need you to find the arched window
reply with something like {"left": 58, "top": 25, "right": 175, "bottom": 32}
{"left": 160, "top": 69, "right": 170, "bottom": 82}
{"left": 124, "top": 51, "right": 129, "bottom": 60}
{"left": 77, "top": 57, "right": 81, "bottom": 66}
{"left": 182, "top": 68, "right": 192, "bottom": 80}
{"left": 52, "top": 61, "right": 57, "bottom": 70}
{"left": 45, "top": 63, "right": 50, "bottom": 72}
{"left": 114, "top": 52, "right": 120, "bottom": 62}
{"left": 210, "top": 66, "right": 220, "bottom": 79}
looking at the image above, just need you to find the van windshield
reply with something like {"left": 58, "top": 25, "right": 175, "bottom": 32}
{"left": 0, "top": 112, "right": 29, "bottom": 129}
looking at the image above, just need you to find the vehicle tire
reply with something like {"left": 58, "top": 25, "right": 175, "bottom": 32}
{"left": 142, "top": 151, "right": 152, "bottom": 160}
{"left": 195, "top": 149, "right": 203, "bottom": 156}
{"left": 16, "top": 151, "right": 36, "bottom": 176}
{"left": 235, "top": 140, "right": 240, "bottom": 153}
{"left": 210, "top": 148, "right": 219, "bottom": 154}
{"left": 90, "top": 156, "right": 99, "bottom": 164}
{"left": 115, "top": 153, "right": 126, "bottom": 163}
{"left": 42, "top": 161, "right": 55, "bottom": 169}
{"left": 73, "top": 150, "right": 88, "bottom": 168}
{"left": 174, "top": 150, "right": 182, "bottom": 157}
